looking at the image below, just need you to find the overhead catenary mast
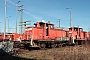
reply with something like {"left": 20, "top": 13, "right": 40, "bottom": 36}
{"left": 16, "top": 1, "right": 21, "bottom": 33}
{"left": 7, "top": 16, "right": 11, "bottom": 33}
{"left": 4, "top": 0, "right": 6, "bottom": 39}
{"left": 58, "top": 19, "right": 61, "bottom": 28}
{"left": 66, "top": 8, "right": 72, "bottom": 27}
{"left": 0, "top": 22, "right": 1, "bottom": 33}
{"left": 18, "top": 5, "right": 24, "bottom": 34}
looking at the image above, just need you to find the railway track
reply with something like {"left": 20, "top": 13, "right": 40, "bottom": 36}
{"left": 13, "top": 44, "right": 90, "bottom": 60}
{"left": 0, "top": 39, "right": 90, "bottom": 56}
{"left": 12, "top": 44, "right": 85, "bottom": 55}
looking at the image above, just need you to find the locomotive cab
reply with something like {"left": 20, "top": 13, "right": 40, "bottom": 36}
{"left": 69, "top": 27, "right": 83, "bottom": 40}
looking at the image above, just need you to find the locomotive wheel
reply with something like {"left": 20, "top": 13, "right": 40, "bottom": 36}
{"left": 58, "top": 43, "right": 62, "bottom": 47}
{"left": 75, "top": 41, "right": 78, "bottom": 46}
{"left": 40, "top": 43, "right": 46, "bottom": 49}
{"left": 51, "top": 44, "right": 55, "bottom": 48}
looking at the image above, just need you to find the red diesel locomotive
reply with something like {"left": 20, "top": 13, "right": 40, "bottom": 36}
{"left": 0, "top": 21, "right": 90, "bottom": 48}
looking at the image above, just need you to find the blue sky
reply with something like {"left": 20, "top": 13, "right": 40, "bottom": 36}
{"left": 0, "top": 0, "right": 90, "bottom": 32}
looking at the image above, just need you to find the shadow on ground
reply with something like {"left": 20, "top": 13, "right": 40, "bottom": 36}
{"left": 0, "top": 49, "right": 35, "bottom": 60}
